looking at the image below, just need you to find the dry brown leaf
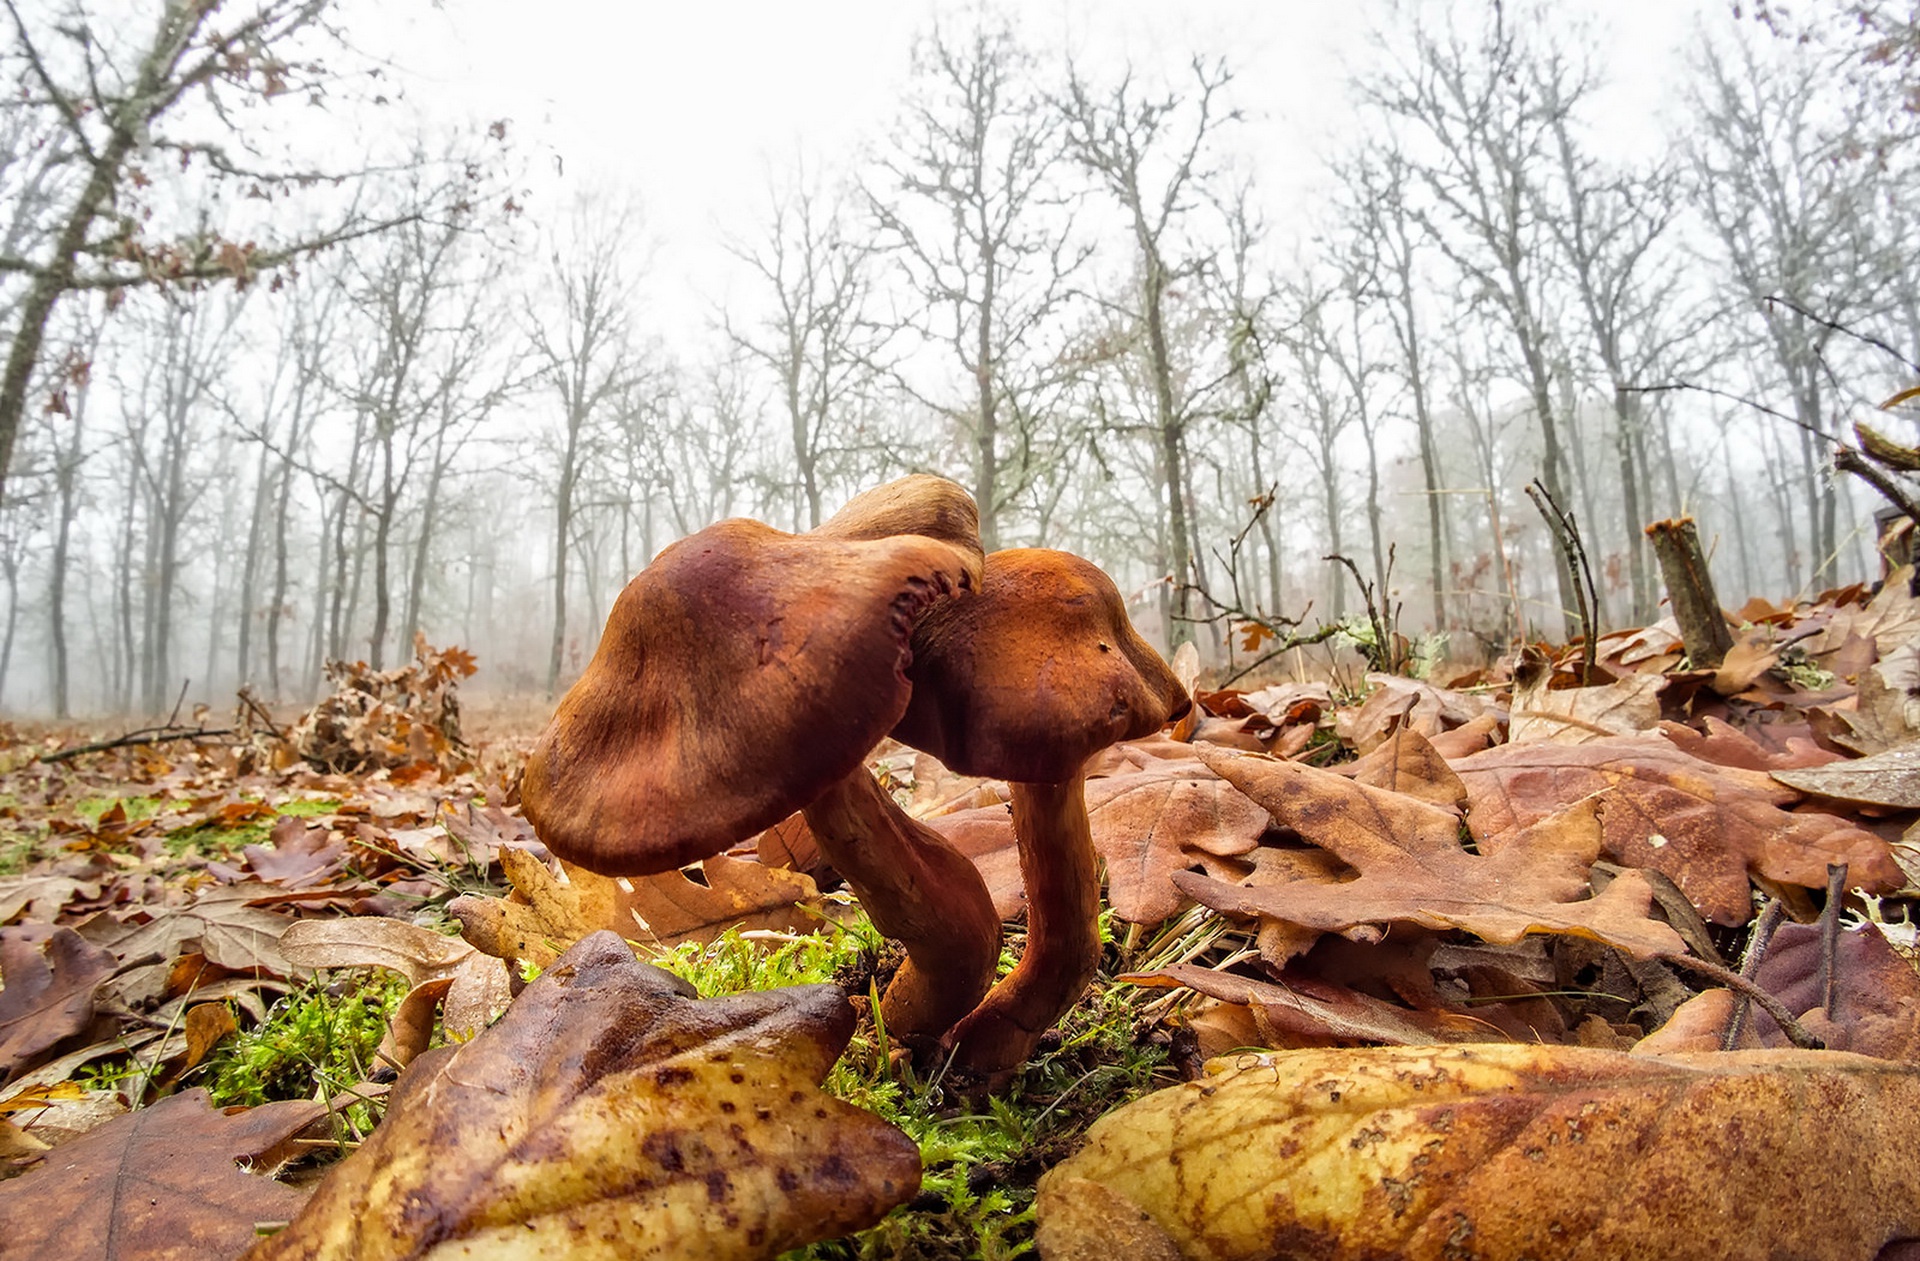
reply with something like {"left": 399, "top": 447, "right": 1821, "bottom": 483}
{"left": 0, "top": 926, "right": 116, "bottom": 1085}
{"left": 1657, "top": 715, "right": 1838, "bottom": 773}
{"left": 0, "top": 1088, "right": 323, "bottom": 1260}
{"left": 1508, "top": 670, "right": 1663, "bottom": 745}
{"left": 1708, "top": 635, "right": 1782, "bottom": 697}
{"left": 1179, "top": 748, "right": 1684, "bottom": 958}
{"left": 1832, "top": 640, "right": 1920, "bottom": 754}
{"left": 1034, "top": 1044, "right": 1920, "bottom": 1261}
{"left": 1333, "top": 675, "right": 1498, "bottom": 754}
{"left": 1772, "top": 739, "right": 1920, "bottom": 808}
{"left": 451, "top": 849, "right": 825, "bottom": 971}
{"left": 278, "top": 917, "right": 506, "bottom": 1041}
{"left": 77, "top": 883, "right": 301, "bottom": 976}
{"left": 1087, "top": 759, "right": 1272, "bottom": 926}
{"left": 1125, "top": 964, "right": 1502, "bottom": 1049}
{"left": 1336, "top": 727, "right": 1467, "bottom": 810}
{"left": 247, "top": 931, "right": 919, "bottom": 1261}
{"left": 921, "top": 803, "right": 1025, "bottom": 919}
{"left": 1453, "top": 735, "right": 1904, "bottom": 925}
{"left": 0, "top": 874, "right": 98, "bottom": 926}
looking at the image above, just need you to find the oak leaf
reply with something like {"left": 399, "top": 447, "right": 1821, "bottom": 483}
{"left": 1177, "top": 748, "right": 1685, "bottom": 958}
{"left": 1086, "top": 759, "right": 1271, "bottom": 926}
{"left": 0, "top": 926, "right": 116, "bottom": 1084}
{"left": 0, "top": 1088, "right": 323, "bottom": 1261}
{"left": 246, "top": 931, "right": 919, "bottom": 1261}
{"left": 1124, "top": 963, "right": 1500, "bottom": 1049}
{"left": 1451, "top": 735, "right": 1903, "bottom": 925}
{"left": 1035, "top": 1045, "right": 1920, "bottom": 1261}
{"left": 1772, "top": 738, "right": 1920, "bottom": 809}
{"left": 1508, "top": 669, "right": 1662, "bottom": 745}
{"left": 450, "top": 849, "right": 825, "bottom": 971}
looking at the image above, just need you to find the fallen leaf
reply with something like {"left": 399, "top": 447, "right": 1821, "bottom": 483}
{"left": 1034, "top": 1044, "right": 1920, "bottom": 1261}
{"left": 1772, "top": 739, "right": 1920, "bottom": 808}
{"left": 0, "top": 1088, "right": 323, "bottom": 1260}
{"left": 1742, "top": 922, "right": 1920, "bottom": 1060}
{"left": 0, "top": 874, "right": 98, "bottom": 926}
{"left": 1334, "top": 675, "right": 1498, "bottom": 754}
{"left": 247, "top": 931, "right": 919, "bottom": 1261}
{"left": 78, "top": 883, "right": 302, "bottom": 976}
{"left": 278, "top": 917, "right": 506, "bottom": 1041}
{"left": 1178, "top": 748, "right": 1685, "bottom": 959}
{"left": 1125, "top": 964, "right": 1502, "bottom": 1048}
{"left": 451, "top": 850, "right": 826, "bottom": 971}
{"left": 0, "top": 926, "right": 116, "bottom": 1084}
{"left": 1336, "top": 727, "right": 1467, "bottom": 810}
{"left": 1453, "top": 735, "right": 1904, "bottom": 924}
{"left": 1086, "top": 759, "right": 1271, "bottom": 926}
{"left": 1508, "top": 670, "right": 1663, "bottom": 745}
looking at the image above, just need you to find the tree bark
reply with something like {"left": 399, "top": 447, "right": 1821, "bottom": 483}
{"left": 1646, "top": 516, "right": 1734, "bottom": 668}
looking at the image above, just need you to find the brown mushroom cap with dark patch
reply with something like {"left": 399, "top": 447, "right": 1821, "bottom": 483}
{"left": 892, "top": 548, "right": 1192, "bottom": 784}
{"left": 522, "top": 516, "right": 981, "bottom": 875}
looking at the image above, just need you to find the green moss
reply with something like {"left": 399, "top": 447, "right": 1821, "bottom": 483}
{"left": 657, "top": 918, "right": 1172, "bottom": 1261}
{"left": 206, "top": 973, "right": 409, "bottom": 1135}
{"left": 74, "top": 795, "right": 163, "bottom": 825}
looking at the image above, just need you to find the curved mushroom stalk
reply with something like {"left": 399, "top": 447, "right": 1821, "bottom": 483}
{"left": 801, "top": 769, "right": 1001, "bottom": 1042}
{"left": 940, "top": 775, "right": 1100, "bottom": 1075}
{"left": 890, "top": 549, "right": 1192, "bottom": 1081}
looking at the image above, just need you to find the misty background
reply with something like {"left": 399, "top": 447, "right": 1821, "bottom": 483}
{"left": 0, "top": 0, "right": 1914, "bottom": 718}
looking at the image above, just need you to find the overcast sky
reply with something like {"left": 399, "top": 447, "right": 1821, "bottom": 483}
{"left": 374, "top": 0, "right": 1710, "bottom": 332}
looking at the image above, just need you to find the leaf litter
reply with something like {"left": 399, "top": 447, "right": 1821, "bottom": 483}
{"left": 0, "top": 594, "right": 1915, "bottom": 1259}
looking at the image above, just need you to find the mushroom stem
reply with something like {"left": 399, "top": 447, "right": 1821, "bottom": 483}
{"left": 942, "top": 773, "right": 1101, "bottom": 1076}
{"left": 801, "top": 768, "right": 1002, "bottom": 1043}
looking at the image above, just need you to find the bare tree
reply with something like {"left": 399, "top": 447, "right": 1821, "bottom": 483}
{"left": 0, "top": 0, "right": 426, "bottom": 500}
{"left": 526, "top": 198, "right": 644, "bottom": 697}
{"left": 1058, "top": 56, "right": 1239, "bottom": 643}
{"left": 1363, "top": 9, "right": 1587, "bottom": 636}
{"left": 1688, "top": 31, "right": 1888, "bottom": 580}
{"left": 726, "top": 175, "right": 893, "bottom": 530}
{"left": 868, "top": 15, "right": 1086, "bottom": 547}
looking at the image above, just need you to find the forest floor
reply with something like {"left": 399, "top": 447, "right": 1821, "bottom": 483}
{"left": 1, "top": 590, "right": 1918, "bottom": 1259}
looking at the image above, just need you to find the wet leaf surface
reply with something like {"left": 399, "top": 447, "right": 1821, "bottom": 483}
{"left": 247, "top": 932, "right": 919, "bottom": 1261}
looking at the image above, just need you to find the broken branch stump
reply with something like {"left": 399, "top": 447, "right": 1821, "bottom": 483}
{"left": 1644, "top": 516, "right": 1734, "bottom": 669}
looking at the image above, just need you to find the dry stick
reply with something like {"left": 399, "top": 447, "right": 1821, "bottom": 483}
{"left": 1661, "top": 949, "right": 1824, "bottom": 1050}
{"left": 1818, "top": 863, "right": 1849, "bottom": 1020}
{"left": 39, "top": 724, "right": 237, "bottom": 764}
{"left": 1724, "top": 900, "right": 1787, "bottom": 1051}
{"left": 1525, "top": 479, "right": 1599, "bottom": 681}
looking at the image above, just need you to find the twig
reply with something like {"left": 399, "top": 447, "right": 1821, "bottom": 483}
{"left": 1724, "top": 900, "right": 1787, "bottom": 1051}
{"left": 1659, "top": 949, "right": 1823, "bottom": 1050}
{"left": 1763, "top": 294, "right": 1920, "bottom": 378}
{"left": 1818, "top": 863, "right": 1847, "bottom": 1020}
{"left": 236, "top": 685, "right": 286, "bottom": 741}
{"left": 1217, "top": 622, "right": 1342, "bottom": 687}
{"left": 39, "top": 724, "right": 237, "bottom": 764}
{"left": 164, "top": 678, "right": 190, "bottom": 728}
{"left": 1525, "top": 479, "right": 1600, "bottom": 681}
{"left": 1623, "top": 382, "right": 1823, "bottom": 438}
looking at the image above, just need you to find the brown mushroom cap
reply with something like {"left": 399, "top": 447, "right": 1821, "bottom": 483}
{"left": 522, "top": 510, "right": 981, "bottom": 875}
{"left": 892, "top": 548, "right": 1192, "bottom": 783}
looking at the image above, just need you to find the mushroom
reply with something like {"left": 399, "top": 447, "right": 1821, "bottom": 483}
{"left": 891, "top": 548, "right": 1192, "bottom": 1076}
{"left": 519, "top": 476, "right": 1003, "bottom": 1041}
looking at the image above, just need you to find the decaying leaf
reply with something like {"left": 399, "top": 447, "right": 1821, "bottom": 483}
{"left": 247, "top": 931, "right": 919, "bottom": 1261}
{"left": 1336, "top": 727, "right": 1467, "bottom": 810}
{"left": 1035, "top": 1044, "right": 1920, "bottom": 1261}
{"left": 0, "top": 1088, "right": 323, "bottom": 1261}
{"left": 0, "top": 925, "right": 116, "bottom": 1084}
{"left": 77, "top": 882, "right": 302, "bottom": 976}
{"left": 279, "top": 917, "right": 510, "bottom": 1041}
{"left": 1177, "top": 748, "right": 1685, "bottom": 959}
{"left": 1508, "top": 669, "right": 1663, "bottom": 745}
{"left": 1772, "top": 738, "right": 1920, "bottom": 809}
{"left": 1125, "top": 964, "right": 1501, "bottom": 1050}
{"left": 1453, "top": 735, "right": 1903, "bottom": 924}
{"left": 450, "top": 849, "right": 825, "bottom": 971}
{"left": 1087, "top": 759, "right": 1272, "bottom": 926}
{"left": 0, "top": 873, "right": 99, "bottom": 926}
{"left": 1333, "top": 675, "right": 1498, "bottom": 754}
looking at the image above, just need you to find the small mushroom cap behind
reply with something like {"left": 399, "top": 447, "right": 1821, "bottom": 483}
{"left": 892, "top": 548, "right": 1193, "bottom": 784}
{"left": 522, "top": 516, "right": 980, "bottom": 875}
